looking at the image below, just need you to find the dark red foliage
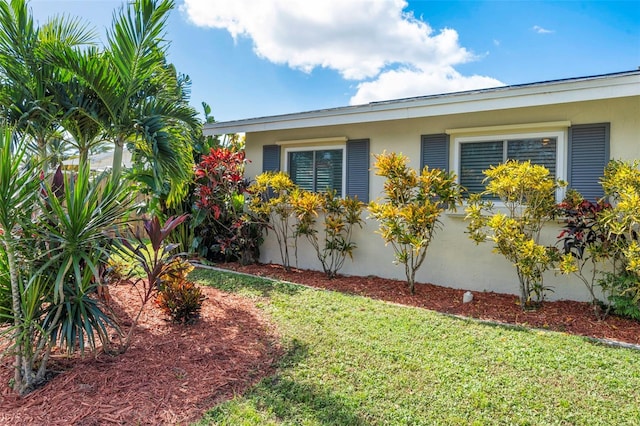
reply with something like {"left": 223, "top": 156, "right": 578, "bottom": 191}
{"left": 194, "top": 148, "right": 247, "bottom": 212}
{"left": 192, "top": 148, "right": 264, "bottom": 263}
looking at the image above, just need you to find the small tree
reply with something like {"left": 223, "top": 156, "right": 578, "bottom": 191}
{"left": 597, "top": 160, "right": 640, "bottom": 319}
{"left": 291, "top": 189, "right": 364, "bottom": 278}
{"left": 466, "top": 160, "right": 565, "bottom": 308}
{"left": 369, "top": 152, "right": 462, "bottom": 294}
{"left": 248, "top": 171, "right": 297, "bottom": 271}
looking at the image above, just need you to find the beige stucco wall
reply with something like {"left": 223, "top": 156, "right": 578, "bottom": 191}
{"left": 244, "top": 96, "right": 640, "bottom": 302}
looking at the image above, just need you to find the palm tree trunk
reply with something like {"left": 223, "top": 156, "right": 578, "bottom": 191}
{"left": 111, "top": 136, "right": 125, "bottom": 179}
{"left": 3, "top": 239, "right": 28, "bottom": 393}
{"left": 79, "top": 147, "right": 90, "bottom": 170}
{"left": 37, "top": 136, "right": 48, "bottom": 174}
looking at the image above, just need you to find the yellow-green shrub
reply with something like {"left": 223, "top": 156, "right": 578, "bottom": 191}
{"left": 466, "top": 160, "right": 565, "bottom": 308}
{"left": 369, "top": 152, "right": 462, "bottom": 294}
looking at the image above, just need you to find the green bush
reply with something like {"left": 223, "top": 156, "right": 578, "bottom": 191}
{"left": 369, "top": 151, "right": 462, "bottom": 294}
{"left": 466, "top": 160, "right": 565, "bottom": 308}
{"left": 156, "top": 258, "right": 205, "bottom": 323}
{"left": 291, "top": 189, "right": 364, "bottom": 279}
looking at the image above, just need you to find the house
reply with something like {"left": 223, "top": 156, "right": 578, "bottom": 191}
{"left": 204, "top": 70, "right": 640, "bottom": 302}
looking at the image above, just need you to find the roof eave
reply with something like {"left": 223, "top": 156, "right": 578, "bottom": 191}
{"left": 204, "top": 71, "right": 640, "bottom": 135}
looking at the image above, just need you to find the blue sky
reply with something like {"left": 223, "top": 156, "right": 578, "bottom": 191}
{"left": 31, "top": 0, "right": 640, "bottom": 122}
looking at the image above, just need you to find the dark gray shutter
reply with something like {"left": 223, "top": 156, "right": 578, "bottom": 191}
{"left": 421, "top": 134, "right": 449, "bottom": 172}
{"left": 568, "top": 123, "right": 610, "bottom": 200}
{"left": 346, "top": 139, "right": 369, "bottom": 202}
{"left": 262, "top": 144, "right": 281, "bottom": 172}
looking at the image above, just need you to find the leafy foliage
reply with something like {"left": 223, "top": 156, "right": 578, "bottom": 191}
{"left": 466, "top": 160, "right": 565, "bottom": 308}
{"left": 248, "top": 171, "right": 298, "bottom": 271}
{"left": 0, "top": 0, "right": 97, "bottom": 167}
{"left": 155, "top": 258, "right": 205, "bottom": 323}
{"left": 192, "top": 147, "right": 265, "bottom": 263}
{"left": 559, "top": 160, "right": 640, "bottom": 320}
{"left": 43, "top": 0, "right": 199, "bottom": 212}
{"left": 369, "top": 152, "right": 462, "bottom": 294}
{"left": 0, "top": 127, "right": 134, "bottom": 394}
{"left": 0, "top": 247, "right": 10, "bottom": 324}
{"left": 114, "top": 214, "right": 188, "bottom": 350}
{"left": 0, "top": 129, "right": 43, "bottom": 394}
{"left": 36, "top": 164, "right": 132, "bottom": 356}
{"left": 291, "top": 189, "right": 364, "bottom": 278}
{"left": 557, "top": 192, "right": 617, "bottom": 317}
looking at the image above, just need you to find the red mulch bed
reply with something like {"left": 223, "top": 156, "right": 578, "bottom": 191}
{"left": 220, "top": 262, "right": 640, "bottom": 346}
{"left": 1, "top": 262, "right": 639, "bottom": 424}
{"left": 0, "top": 282, "right": 280, "bottom": 425}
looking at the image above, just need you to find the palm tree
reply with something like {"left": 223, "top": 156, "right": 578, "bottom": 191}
{"left": 50, "top": 76, "right": 109, "bottom": 168}
{"left": 46, "top": 0, "right": 198, "bottom": 204}
{"left": 0, "top": 0, "right": 97, "bottom": 168}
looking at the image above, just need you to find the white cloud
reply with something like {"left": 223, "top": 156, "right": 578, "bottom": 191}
{"left": 182, "top": 0, "right": 503, "bottom": 103}
{"left": 533, "top": 25, "right": 554, "bottom": 34}
{"left": 350, "top": 66, "right": 503, "bottom": 104}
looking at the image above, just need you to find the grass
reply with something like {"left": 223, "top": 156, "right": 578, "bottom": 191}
{"left": 190, "top": 268, "right": 640, "bottom": 426}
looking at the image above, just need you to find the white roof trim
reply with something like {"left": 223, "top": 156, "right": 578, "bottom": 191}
{"left": 276, "top": 136, "right": 348, "bottom": 145}
{"left": 446, "top": 121, "right": 571, "bottom": 135}
{"left": 204, "top": 71, "right": 640, "bottom": 135}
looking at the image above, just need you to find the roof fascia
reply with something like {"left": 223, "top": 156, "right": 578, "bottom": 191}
{"left": 205, "top": 72, "right": 640, "bottom": 135}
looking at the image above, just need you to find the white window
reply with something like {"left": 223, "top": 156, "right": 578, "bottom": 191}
{"left": 453, "top": 130, "right": 567, "bottom": 200}
{"left": 285, "top": 146, "right": 345, "bottom": 196}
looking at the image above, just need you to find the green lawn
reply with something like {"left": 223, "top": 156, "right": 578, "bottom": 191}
{"left": 190, "top": 268, "right": 640, "bottom": 426}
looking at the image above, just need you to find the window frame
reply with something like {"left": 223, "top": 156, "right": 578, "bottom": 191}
{"left": 284, "top": 144, "right": 347, "bottom": 196}
{"left": 452, "top": 130, "right": 568, "bottom": 201}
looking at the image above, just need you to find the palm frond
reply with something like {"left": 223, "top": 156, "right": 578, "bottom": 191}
{"left": 38, "top": 13, "right": 98, "bottom": 48}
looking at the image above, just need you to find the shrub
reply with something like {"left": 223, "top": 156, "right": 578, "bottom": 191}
{"left": 559, "top": 160, "right": 640, "bottom": 320}
{"left": 156, "top": 258, "right": 205, "bottom": 323}
{"left": 291, "top": 189, "right": 364, "bottom": 278}
{"left": 466, "top": 160, "right": 565, "bottom": 308}
{"left": 115, "top": 214, "right": 188, "bottom": 349}
{"left": 557, "top": 192, "right": 616, "bottom": 318}
{"left": 0, "top": 135, "right": 133, "bottom": 394}
{"left": 248, "top": 171, "right": 298, "bottom": 271}
{"left": 369, "top": 152, "right": 462, "bottom": 294}
{"left": 193, "top": 147, "right": 265, "bottom": 263}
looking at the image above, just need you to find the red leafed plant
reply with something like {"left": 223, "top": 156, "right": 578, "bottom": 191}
{"left": 115, "top": 214, "right": 189, "bottom": 350}
{"left": 192, "top": 147, "right": 266, "bottom": 263}
{"left": 194, "top": 148, "right": 247, "bottom": 214}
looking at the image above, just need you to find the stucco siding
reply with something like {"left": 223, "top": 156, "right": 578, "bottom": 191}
{"left": 242, "top": 95, "right": 639, "bottom": 302}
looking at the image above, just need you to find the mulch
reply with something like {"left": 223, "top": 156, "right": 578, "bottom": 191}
{"left": 218, "top": 262, "right": 640, "bottom": 346}
{"left": 0, "top": 282, "right": 280, "bottom": 425}
{"left": 1, "top": 262, "right": 639, "bottom": 424}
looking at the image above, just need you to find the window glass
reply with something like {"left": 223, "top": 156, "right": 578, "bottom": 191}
{"left": 460, "top": 137, "right": 557, "bottom": 196}
{"left": 507, "top": 138, "right": 556, "bottom": 176}
{"left": 315, "top": 149, "right": 343, "bottom": 195}
{"left": 289, "top": 151, "right": 314, "bottom": 191}
{"left": 288, "top": 149, "right": 343, "bottom": 195}
{"left": 460, "top": 141, "right": 503, "bottom": 194}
